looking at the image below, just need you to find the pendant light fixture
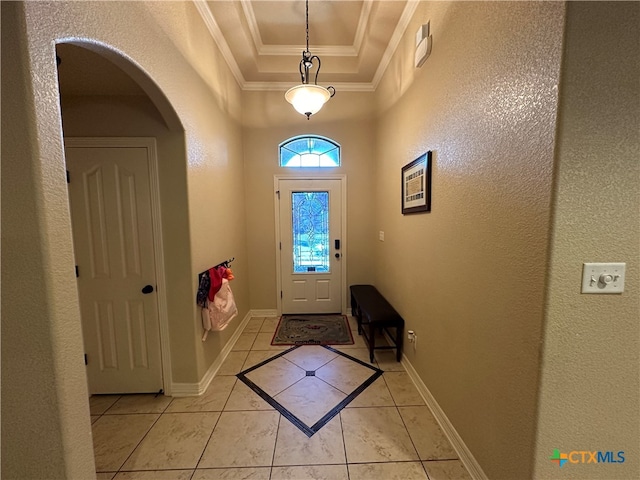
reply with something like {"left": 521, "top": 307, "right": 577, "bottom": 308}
{"left": 285, "top": 0, "right": 335, "bottom": 119}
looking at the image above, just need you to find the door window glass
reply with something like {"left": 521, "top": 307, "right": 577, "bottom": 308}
{"left": 292, "top": 191, "right": 329, "bottom": 273}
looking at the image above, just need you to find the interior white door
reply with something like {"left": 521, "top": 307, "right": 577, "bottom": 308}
{"left": 279, "top": 179, "right": 343, "bottom": 313}
{"left": 66, "top": 145, "right": 163, "bottom": 394}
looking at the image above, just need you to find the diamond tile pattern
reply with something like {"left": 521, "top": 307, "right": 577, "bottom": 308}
{"left": 284, "top": 345, "right": 337, "bottom": 370}
{"left": 87, "top": 315, "right": 471, "bottom": 479}
{"left": 316, "top": 354, "right": 378, "bottom": 394}
{"left": 237, "top": 345, "right": 382, "bottom": 436}
{"left": 275, "top": 376, "right": 347, "bottom": 426}
{"left": 245, "top": 356, "right": 306, "bottom": 396}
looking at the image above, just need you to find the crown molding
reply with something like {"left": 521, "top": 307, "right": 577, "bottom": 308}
{"left": 257, "top": 45, "right": 358, "bottom": 57}
{"left": 353, "top": 0, "right": 374, "bottom": 54}
{"left": 240, "top": 0, "right": 262, "bottom": 55}
{"left": 195, "top": 1, "right": 374, "bottom": 91}
{"left": 243, "top": 81, "right": 375, "bottom": 93}
{"left": 371, "top": 0, "right": 419, "bottom": 89}
{"left": 241, "top": 0, "right": 369, "bottom": 57}
{"left": 194, "top": 0, "right": 417, "bottom": 93}
{"left": 194, "top": 0, "right": 247, "bottom": 87}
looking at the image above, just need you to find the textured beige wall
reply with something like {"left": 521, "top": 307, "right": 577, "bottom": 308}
{"left": 242, "top": 90, "right": 377, "bottom": 310}
{"left": 373, "top": 2, "right": 565, "bottom": 478}
{"left": 1, "top": 3, "right": 96, "bottom": 478}
{"left": 128, "top": 2, "right": 250, "bottom": 380}
{"left": 534, "top": 3, "right": 640, "bottom": 479}
{"left": 2, "top": 1, "right": 248, "bottom": 475}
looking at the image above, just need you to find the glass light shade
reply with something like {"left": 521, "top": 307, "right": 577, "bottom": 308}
{"left": 285, "top": 84, "right": 331, "bottom": 118}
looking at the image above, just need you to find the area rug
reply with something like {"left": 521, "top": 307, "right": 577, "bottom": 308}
{"left": 271, "top": 314, "right": 354, "bottom": 345}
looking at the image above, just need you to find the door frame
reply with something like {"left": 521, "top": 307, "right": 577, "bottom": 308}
{"left": 274, "top": 174, "right": 347, "bottom": 315}
{"left": 64, "top": 137, "right": 172, "bottom": 395}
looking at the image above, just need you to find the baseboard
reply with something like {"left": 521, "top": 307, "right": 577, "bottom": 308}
{"left": 170, "top": 382, "right": 203, "bottom": 397}
{"left": 171, "top": 309, "right": 254, "bottom": 397}
{"left": 250, "top": 309, "right": 278, "bottom": 317}
{"left": 402, "top": 355, "right": 488, "bottom": 480}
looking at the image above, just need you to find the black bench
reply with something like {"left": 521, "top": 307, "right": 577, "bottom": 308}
{"left": 350, "top": 284, "right": 404, "bottom": 362}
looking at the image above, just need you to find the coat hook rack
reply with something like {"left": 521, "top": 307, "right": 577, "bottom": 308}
{"left": 214, "top": 257, "right": 235, "bottom": 269}
{"left": 196, "top": 257, "right": 236, "bottom": 307}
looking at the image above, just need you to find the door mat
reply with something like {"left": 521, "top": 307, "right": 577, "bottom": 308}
{"left": 271, "top": 314, "right": 354, "bottom": 345}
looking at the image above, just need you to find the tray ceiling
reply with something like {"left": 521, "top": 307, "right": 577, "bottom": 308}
{"left": 56, "top": 1, "right": 417, "bottom": 97}
{"left": 198, "top": 0, "right": 415, "bottom": 91}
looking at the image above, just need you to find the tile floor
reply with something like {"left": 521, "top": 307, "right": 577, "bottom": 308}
{"left": 90, "top": 316, "right": 472, "bottom": 480}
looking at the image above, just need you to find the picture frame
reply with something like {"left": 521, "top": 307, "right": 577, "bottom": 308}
{"left": 401, "top": 151, "right": 432, "bottom": 214}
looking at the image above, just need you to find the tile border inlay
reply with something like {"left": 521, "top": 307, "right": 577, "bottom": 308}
{"left": 236, "top": 345, "right": 383, "bottom": 437}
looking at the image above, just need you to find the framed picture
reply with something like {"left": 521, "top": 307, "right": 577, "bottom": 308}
{"left": 401, "top": 151, "right": 432, "bottom": 214}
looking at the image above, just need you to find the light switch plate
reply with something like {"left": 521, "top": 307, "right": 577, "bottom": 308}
{"left": 379, "top": 231, "right": 385, "bottom": 241}
{"left": 581, "top": 263, "right": 626, "bottom": 294}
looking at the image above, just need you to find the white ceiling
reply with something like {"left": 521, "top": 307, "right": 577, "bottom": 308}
{"left": 56, "top": 1, "right": 416, "bottom": 96}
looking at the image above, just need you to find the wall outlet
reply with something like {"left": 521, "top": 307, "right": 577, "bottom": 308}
{"left": 407, "top": 330, "right": 417, "bottom": 351}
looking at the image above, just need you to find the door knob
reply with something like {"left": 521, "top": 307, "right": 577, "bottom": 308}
{"left": 335, "top": 253, "right": 340, "bottom": 259}
{"left": 141, "top": 285, "right": 154, "bottom": 294}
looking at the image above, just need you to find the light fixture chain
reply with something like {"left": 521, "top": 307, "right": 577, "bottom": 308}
{"left": 285, "top": 0, "right": 335, "bottom": 119}
{"left": 305, "top": 0, "right": 310, "bottom": 53}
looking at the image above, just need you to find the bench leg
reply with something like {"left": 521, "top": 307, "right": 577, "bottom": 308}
{"left": 351, "top": 293, "right": 363, "bottom": 335}
{"left": 368, "top": 322, "right": 375, "bottom": 362}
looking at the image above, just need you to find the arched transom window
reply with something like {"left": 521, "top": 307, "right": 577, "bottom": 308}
{"left": 279, "top": 135, "right": 340, "bottom": 167}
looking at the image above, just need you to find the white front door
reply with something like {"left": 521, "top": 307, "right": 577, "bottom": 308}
{"left": 66, "top": 142, "right": 163, "bottom": 394}
{"left": 278, "top": 178, "right": 344, "bottom": 314}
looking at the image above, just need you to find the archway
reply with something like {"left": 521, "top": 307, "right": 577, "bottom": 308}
{"left": 56, "top": 41, "right": 189, "bottom": 396}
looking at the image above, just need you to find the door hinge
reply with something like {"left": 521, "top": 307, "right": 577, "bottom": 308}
{"left": 75, "top": 265, "right": 79, "bottom": 277}
{"left": 279, "top": 242, "right": 282, "bottom": 250}
{"left": 84, "top": 354, "right": 88, "bottom": 365}
{"left": 66, "top": 170, "right": 70, "bottom": 183}
{"left": 276, "top": 190, "right": 280, "bottom": 199}
{"left": 280, "top": 291, "right": 283, "bottom": 299}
